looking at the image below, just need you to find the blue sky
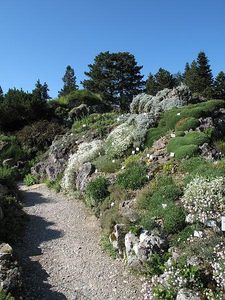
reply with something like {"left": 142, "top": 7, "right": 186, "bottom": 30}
{"left": 0, "top": 0, "right": 224, "bottom": 98}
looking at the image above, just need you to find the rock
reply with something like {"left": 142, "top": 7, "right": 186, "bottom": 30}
{"left": 130, "top": 84, "right": 192, "bottom": 114}
{"left": 0, "top": 141, "right": 8, "bottom": 151}
{"left": 193, "top": 230, "right": 204, "bottom": 238}
{"left": 186, "top": 256, "right": 202, "bottom": 266}
{"left": 110, "top": 224, "right": 127, "bottom": 255}
{"left": 197, "top": 117, "right": 214, "bottom": 131}
{"left": 62, "top": 140, "right": 104, "bottom": 191}
{"left": 76, "top": 162, "right": 95, "bottom": 192}
{"left": 119, "top": 199, "right": 139, "bottom": 223}
{"left": 176, "top": 288, "right": 200, "bottom": 300}
{"left": 125, "top": 232, "right": 140, "bottom": 267}
{"left": 152, "top": 136, "right": 168, "bottom": 151}
{"left": 0, "top": 244, "right": 21, "bottom": 295}
{"left": 68, "top": 104, "right": 90, "bottom": 121}
{"left": 2, "top": 158, "right": 14, "bottom": 167}
{"left": 199, "top": 143, "right": 220, "bottom": 160}
{"left": 0, "top": 206, "right": 3, "bottom": 220}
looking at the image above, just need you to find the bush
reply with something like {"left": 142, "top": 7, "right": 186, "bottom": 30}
{"left": 175, "top": 144, "right": 199, "bottom": 159}
{"left": 175, "top": 117, "right": 200, "bottom": 132}
{"left": 181, "top": 176, "right": 225, "bottom": 223}
{"left": 16, "top": 120, "right": 65, "bottom": 154}
{"left": 24, "top": 174, "right": 38, "bottom": 186}
{"left": 144, "top": 127, "right": 167, "bottom": 148}
{"left": 116, "top": 163, "right": 147, "bottom": 190}
{"left": 93, "top": 155, "right": 121, "bottom": 173}
{"left": 163, "top": 204, "right": 186, "bottom": 234}
{"left": 57, "top": 90, "right": 104, "bottom": 107}
{"left": 0, "top": 167, "right": 16, "bottom": 185}
{"left": 0, "top": 290, "right": 14, "bottom": 300}
{"left": 45, "top": 176, "right": 62, "bottom": 193}
{"left": 85, "top": 176, "right": 109, "bottom": 207}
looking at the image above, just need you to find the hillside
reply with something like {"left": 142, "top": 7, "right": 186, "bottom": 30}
{"left": 0, "top": 84, "right": 225, "bottom": 299}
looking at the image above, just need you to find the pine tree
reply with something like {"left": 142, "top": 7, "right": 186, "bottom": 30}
{"left": 154, "top": 68, "right": 175, "bottom": 91}
{"left": 196, "top": 51, "right": 213, "bottom": 96}
{"left": 184, "top": 61, "right": 200, "bottom": 93}
{"left": 82, "top": 52, "right": 144, "bottom": 106}
{"left": 32, "top": 79, "right": 50, "bottom": 102}
{"left": 58, "top": 65, "right": 78, "bottom": 97}
{"left": 146, "top": 73, "right": 158, "bottom": 95}
{"left": 0, "top": 86, "right": 3, "bottom": 101}
{"left": 213, "top": 71, "right": 225, "bottom": 99}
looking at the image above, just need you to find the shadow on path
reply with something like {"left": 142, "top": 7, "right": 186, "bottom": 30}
{"left": 14, "top": 189, "right": 67, "bottom": 300}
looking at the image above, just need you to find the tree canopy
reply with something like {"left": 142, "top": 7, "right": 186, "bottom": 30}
{"left": 82, "top": 51, "right": 144, "bottom": 106}
{"left": 58, "top": 65, "right": 78, "bottom": 97}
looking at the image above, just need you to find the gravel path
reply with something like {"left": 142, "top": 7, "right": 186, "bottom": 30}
{"left": 15, "top": 184, "right": 143, "bottom": 300}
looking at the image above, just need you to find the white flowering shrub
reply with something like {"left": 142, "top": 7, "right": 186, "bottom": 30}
{"left": 61, "top": 140, "right": 103, "bottom": 191}
{"left": 212, "top": 243, "right": 225, "bottom": 289}
{"left": 105, "top": 113, "right": 155, "bottom": 158}
{"left": 181, "top": 176, "right": 225, "bottom": 224}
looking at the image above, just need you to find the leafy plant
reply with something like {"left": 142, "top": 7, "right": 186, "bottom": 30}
{"left": 100, "top": 235, "right": 117, "bottom": 259}
{"left": 24, "top": 174, "right": 38, "bottom": 186}
{"left": 93, "top": 155, "right": 121, "bottom": 173}
{"left": 85, "top": 176, "right": 109, "bottom": 207}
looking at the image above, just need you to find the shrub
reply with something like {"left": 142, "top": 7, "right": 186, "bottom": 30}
{"left": 57, "top": 90, "right": 104, "bottom": 107}
{"left": 214, "top": 140, "right": 225, "bottom": 155}
{"left": 123, "top": 152, "right": 142, "bottom": 168}
{"left": 181, "top": 176, "right": 225, "bottom": 223}
{"left": 0, "top": 167, "right": 16, "bottom": 185}
{"left": 163, "top": 204, "right": 186, "bottom": 234}
{"left": 85, "top": 176, "right": 109, "bottom": 207}
{"left": 169, "top": 225, "right": 196, "bottom": 246}
{"left": 144, "top": 127, "right": 167, "bottom": 148}
{"left": 0, "top": 290, "right": 14, "bottom": 300}
{"left": 24, "top": 174, "right": 38, "bottom": 186}
{"left": 175, "top": 144, "right": 199, "bottom": 159}
{"left": 93, "top": 155, "right": 121, "bottom": 173}
{"left": 45, "top": 176, "right": 62, "bottom": 193}
{"left": 175, "top": 117, "right": 200, "bottom": 132}
{"left": 116, "top": 163, "right": 147, "bottom": 190}
{"left": 16, "top": 120, "right": 65, "bottom": 154}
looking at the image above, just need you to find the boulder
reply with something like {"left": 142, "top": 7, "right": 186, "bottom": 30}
{"left": 176, "top": 288, "right": 200, "bottom": 300}
{"left": 110, "top": 224, "right": 127, "bottom": 255}
{"left": 76, "top": 162, "right": 95, "bottom": 191}
{"left": 199, "top": 143, "right": 220, "bottom": 160}
{"left": 130, "top": 84, "right": 192, "bottom": 114}
{"left": 125, "top": 232, "right": 140, "bottom": 267}
{"left": 0, "top": 243, "right": 21, "bottom": 294}
{"left": 119, "top": 199, "right": 139, "bottom": 222}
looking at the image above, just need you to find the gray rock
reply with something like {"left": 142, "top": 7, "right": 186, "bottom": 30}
{"left": 130, "top": 84, "right": 192, "bottom": 114}
{"left": 76, "top": 162, "right": 95, "bottom": 192}
{"left": 124, "top": 232, "right": 140, "bottom": 267}
{"left": 110, "top": 224, "right": 127, "bottom": 255}
{"left": 199, "top": 143, "right": 220, "bottom": 160}
{"left": 176, "top": 288, "right": 200, "bottom": 300}
{"left": 119, "top": 199, "right": 139, "bottom": 223}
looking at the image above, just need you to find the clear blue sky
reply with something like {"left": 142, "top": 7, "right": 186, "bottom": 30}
{"left": 0, "top": 0, "right": 225, "bottom": 98}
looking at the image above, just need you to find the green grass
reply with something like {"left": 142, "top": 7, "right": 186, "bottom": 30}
{"left": 93, "top": 155, "right": 121, "bottom": 173}
{"left": 24, "top": 174, "right": 38, "bottom": 186}
{"left": 100, "top": 235, "right": 117, "bottom": 259}
{"left": 85, "top": 176, "right": 109, "bottom": 207}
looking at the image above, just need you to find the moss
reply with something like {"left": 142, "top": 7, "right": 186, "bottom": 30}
{"left": 175, "top": 144, "right": 199, "bottom": 159}
{"left": 144, "top": 127, "right": 167, "bottom": 147}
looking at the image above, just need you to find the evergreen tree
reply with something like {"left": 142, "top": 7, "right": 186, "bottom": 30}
{"left": 173, "top": 72, "right": 184, "bottom": 86}
{"left": 82, "top": 51, "right": 144, "bottom": 106}
{"left": 184, "top": 61, "right": 200, "bottom": 93}
{"left": 0, "top": 86, "right": 3, "bottom": 101}
{"left": 154, "top": 68, "right": 176, "bottom": 91}
{"left": 58, "top": 65, "right": 78, "bottom": 97}
{"left": 213, "top": 71, "right": 225, "bottom": 99}
{"left": 196, "top": 51, "right": 213, "bottom": 94}
{"left": 146, "top": 73, "right": 158, "bottom": 95}
{"left": 32, "top": 79, "right": 50, "bottom": 102}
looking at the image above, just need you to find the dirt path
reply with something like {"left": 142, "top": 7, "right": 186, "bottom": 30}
{"left": 15, "top": 184, "right": 143, "bottom": 300}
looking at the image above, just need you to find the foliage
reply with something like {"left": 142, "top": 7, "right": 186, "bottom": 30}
{"left": 144, "top": 126, "right": 167, "bottom": 148}
{"left": 45, "top": 175, "right": 62, "bottom": 193}
{"left": 82, "top": 51, "right": 145, "bottom": 106}
{"left": 116, "top": 163, "right": 147, "bottom": 190}
{"left": 100, "top": 235, "right": 117, "bottom": 259}
{"left": 175, "top": 117, "right": 200, "bottom": 132}
{"left": 143, "top": 252, "right": 170, "bottom": 276}
{"left": 0, "top": 167, "right": 16, "bottom": 185}
{"left": 0, "top": 290, "right": 14, "bottom": 300}
{"left": 174, "top": 144, "right": 199, "bottom": 159}
{"left": 16, "top": 120, "right": 65, "bottom": 154}
{"left": 0, "top": 137, "right": 27, "bottom": 164}
{"left": 72, "top": 112, "right": 118, "bottom": 138}
{"left": 93, "top": 156, "right": 121, "bottom": 173}
{"left": 0, "top": 88, "right": 50, "bottom": 131}
{"left": 85, "top": 176, "right": 109, "bottom": 207}
{"left": 146, "top": 68, "right": 176, "bottom": 95}
{"left": 213, "top": 71, "right": 225, "bottom": 99}
{"left": 181, "top": 176, "right": 225, "bottom": 223}
{"left": 24, "top": 174, "right": 38, "bottom": 186}
{"left": 57, "top": 89, "right": 103, "bottom": 107}
{"left": 58, "top": 65, "right": 78, "bottom": 97}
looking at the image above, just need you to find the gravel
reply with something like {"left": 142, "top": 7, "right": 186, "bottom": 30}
{"left": 14, "top": 184, "right": 143, "bottom": 300}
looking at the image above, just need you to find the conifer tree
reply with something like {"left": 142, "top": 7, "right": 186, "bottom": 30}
{"left": 184, "top": 61, "right": 200, "bottom": 93}
{"left": 32, "top": 79, "right": 50, "bottom": 102}
{"left": 0, "top": 86, "right": 3, "bottom": 100}
{"left": 154, "top": 68, "right": 175, "bottom": 91}
{"left": 58, "top": 65, "right": 78, "bottom": 97}
{"left": 213, "top": 71, "right": 225, "bottom": 99}
{"left": 146, "top": 73, "right": 158, "bottom": 95}
{"left": 196, "top": 51, "right": 213, "bottom": 94}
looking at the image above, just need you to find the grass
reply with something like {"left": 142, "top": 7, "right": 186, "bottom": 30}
{"left": 85, "top": 176, "right": 109, "bottom": 207}
{"left": 93, "top": 155, "right": 121, "bottom": 173}
{"left": 100, "top": 235, "right": 117, "bottom": 259}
